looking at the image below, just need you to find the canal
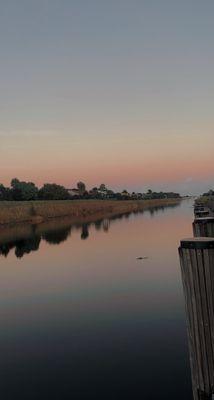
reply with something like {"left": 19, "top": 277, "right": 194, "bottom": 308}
{"left": 0, "top": 199, "right": 194, "bottom": 399}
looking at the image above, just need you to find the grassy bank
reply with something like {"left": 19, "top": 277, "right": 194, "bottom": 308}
{"left": 0, "top": 198, "right": 181, "bottom": 226}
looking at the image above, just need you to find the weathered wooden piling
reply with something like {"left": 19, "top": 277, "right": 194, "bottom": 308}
{"left": 194, "top": 209, "right": 210, "bottom": 218}
{"left": 193, "top": 218, "right": 214, "bottom": 238}
{"left": 179, "top": 238, "right": 214, "bottom": 400}
{"left": 194, "top": 206, "right": 205, "bottom": 212}
{"left": 193, "top": 202, "right": 212, "bottom": 219}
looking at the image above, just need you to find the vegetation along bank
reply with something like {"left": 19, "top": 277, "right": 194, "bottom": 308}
{"left": 0, "top": 199, "right": 181, "bottom": 226}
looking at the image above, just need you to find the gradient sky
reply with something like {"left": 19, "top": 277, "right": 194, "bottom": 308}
{"left": 1, "top": 0, "right": 214, "bottom": 194}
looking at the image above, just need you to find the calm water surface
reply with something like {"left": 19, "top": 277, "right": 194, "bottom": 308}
{"left": 0, "top": 200, "right": 194, "bottom": 399}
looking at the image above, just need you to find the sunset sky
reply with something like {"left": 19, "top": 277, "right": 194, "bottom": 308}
{"left": 1, "top": 1, "right": 214, "bottom": 195}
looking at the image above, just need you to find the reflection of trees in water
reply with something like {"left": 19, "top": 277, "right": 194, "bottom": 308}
{"left": 0, "top": 201, "right": 181, "bottom": 258}
{"left": 148, "top": 203, "right": 179, "bottom": 217}
{"left": 15, "top": 236, "right": 41, "bottom": 258}
{"left": 0, "top": 225, "right": 72, "bottom": 258}
{"left": 124, "top": 212, "right": 131, "bottom": 219}
{"left": 0, "top": 242, "right": 15, "bottom": 257}
{"left": 42, "top": 226, "right": 71, "bottom": 245}
{"left": 94, "top": 220, "right": 102, "bottom": 230}
{"left": 94, "top": 218, "right": 111, "bottom": 232}
{"left": 148, "top": 206, "right": 163, "bottom": 216}
{"left": 102, "top": 219, "right": 110, "bottom": 232}
{"left": 81, "top": 224, "right": 89, "bottom": 240}
{"left": 0, "top": 236, "right": 41, "bottom": 258}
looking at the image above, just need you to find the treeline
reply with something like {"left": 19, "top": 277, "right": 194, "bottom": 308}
{"left": 202, "top": 189, "right": 214, "bottom": 197}
{"left": 142, "top": 189, "right": 181, "bottom": 200}
{"left": 0, "top": 179, "right": 70, "bottom": 201}
{"left": 0, "top": 179, "right": 181, "bottom": 201}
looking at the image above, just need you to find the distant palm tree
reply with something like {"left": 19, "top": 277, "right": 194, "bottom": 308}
{"left": 77, "top": 181, "right": 86, "bottom": 195}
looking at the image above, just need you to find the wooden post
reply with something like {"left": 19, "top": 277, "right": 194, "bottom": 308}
{"left": 193, "top": 218, "right": 214, "bottom": 238}
{"left": 179, "top": 238, "right": 214, "bottom": 400}
{"left": 194, "top": 210, "right": 211, "bottom": 218}
{"left": 194, "top": 204, "right": 212, "bottom": 219}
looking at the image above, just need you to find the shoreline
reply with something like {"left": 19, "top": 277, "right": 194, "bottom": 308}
{"left": 0, "top": 198, "right": 181, "bottom": 226}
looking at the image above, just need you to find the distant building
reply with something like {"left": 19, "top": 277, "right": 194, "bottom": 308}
{"left": 68, "top": 188, "right": 79, "bottom": 197}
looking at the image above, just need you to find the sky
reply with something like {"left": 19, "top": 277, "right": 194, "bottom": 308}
{"left": 0, "top": 0, "right": 214, "bottom": 195}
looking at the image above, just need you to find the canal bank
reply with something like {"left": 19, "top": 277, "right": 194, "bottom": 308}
{"left": 0, "top": 198, "right": 181, "bottom": 225}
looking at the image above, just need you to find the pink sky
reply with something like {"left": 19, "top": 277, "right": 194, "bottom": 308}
{"left": 1, "top": 2, "right": 214, "bottom": 195}
{"left": 1, "top": 130, "right": 213, "bottom": 194}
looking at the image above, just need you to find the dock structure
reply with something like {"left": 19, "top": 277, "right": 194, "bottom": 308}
{"left": 193, "top": 218, "right": 214, "bottom": 238}
{"left": 179, "top": 238, "right": 214, "bottom": 400}
{"left": 194, "top": 202, "right": 214, "bottom": 219}
{"left": 194, "top": 208, "right": 211, "bottom": 219}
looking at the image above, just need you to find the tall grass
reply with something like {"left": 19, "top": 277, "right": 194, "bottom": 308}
{"left": 0, "top": 199, "right": 181, "bottom": 225}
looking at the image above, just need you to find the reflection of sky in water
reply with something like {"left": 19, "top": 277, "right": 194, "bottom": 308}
{"left": 0, "top": 200, "right": 194, "bottom": 399}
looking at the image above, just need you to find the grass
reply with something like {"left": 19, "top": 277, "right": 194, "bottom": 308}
{"left": 0, "top": 198, "right": 181, "bottom": 225}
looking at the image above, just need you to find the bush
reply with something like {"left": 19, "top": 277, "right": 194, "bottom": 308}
{"left": 38, "top": 183, "right": 70, "bottom": 200}
{"left": 11, "top": 178, "right": 38, "bottom": 201}
{"left": 0, "top": 184, "right": 12, "bottom": 200}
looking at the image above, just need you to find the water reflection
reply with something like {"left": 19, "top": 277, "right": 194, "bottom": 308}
{"left": 81, "top": 224, "right": 89, "bottom": 240}
{"left": 0, "top": 202, "right": 180, "bottom": 258}
{"left": 0, "top": 233, "right": 41, "bottom": 258}
{"left": 0, "top": 199, "right": 193, "bottom": 400}
{"left": 42, "top": 226, "right": 71, "bottom": 245}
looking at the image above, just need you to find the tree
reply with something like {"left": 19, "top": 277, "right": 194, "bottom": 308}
{"left": 11, "top": 178, "right": 38, "bottom": 201}
{"left": 115, "top": 192, "right": 122, "bottom": 200}
{"left": 11, "top": 178, "right": 19, "bottom": 188}
{"left": 77, "top": 181, "right": 86, "bottom": 196}
{"left": 0, "top": 184, "right": 12, "bottom": 200}
{"left": 38, "top": 184, "right": 70, "bottom": 200}
{"left": 99, "top": 184, "right": 106, "bottom": 191}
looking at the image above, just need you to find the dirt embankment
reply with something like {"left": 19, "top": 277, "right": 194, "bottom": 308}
{"left": 0, "top": 199, "right": 181, "bottom": 226}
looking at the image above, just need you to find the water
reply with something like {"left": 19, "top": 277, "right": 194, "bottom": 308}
{"left": 0, "top": 200, "right": 194, "bottom": 399}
